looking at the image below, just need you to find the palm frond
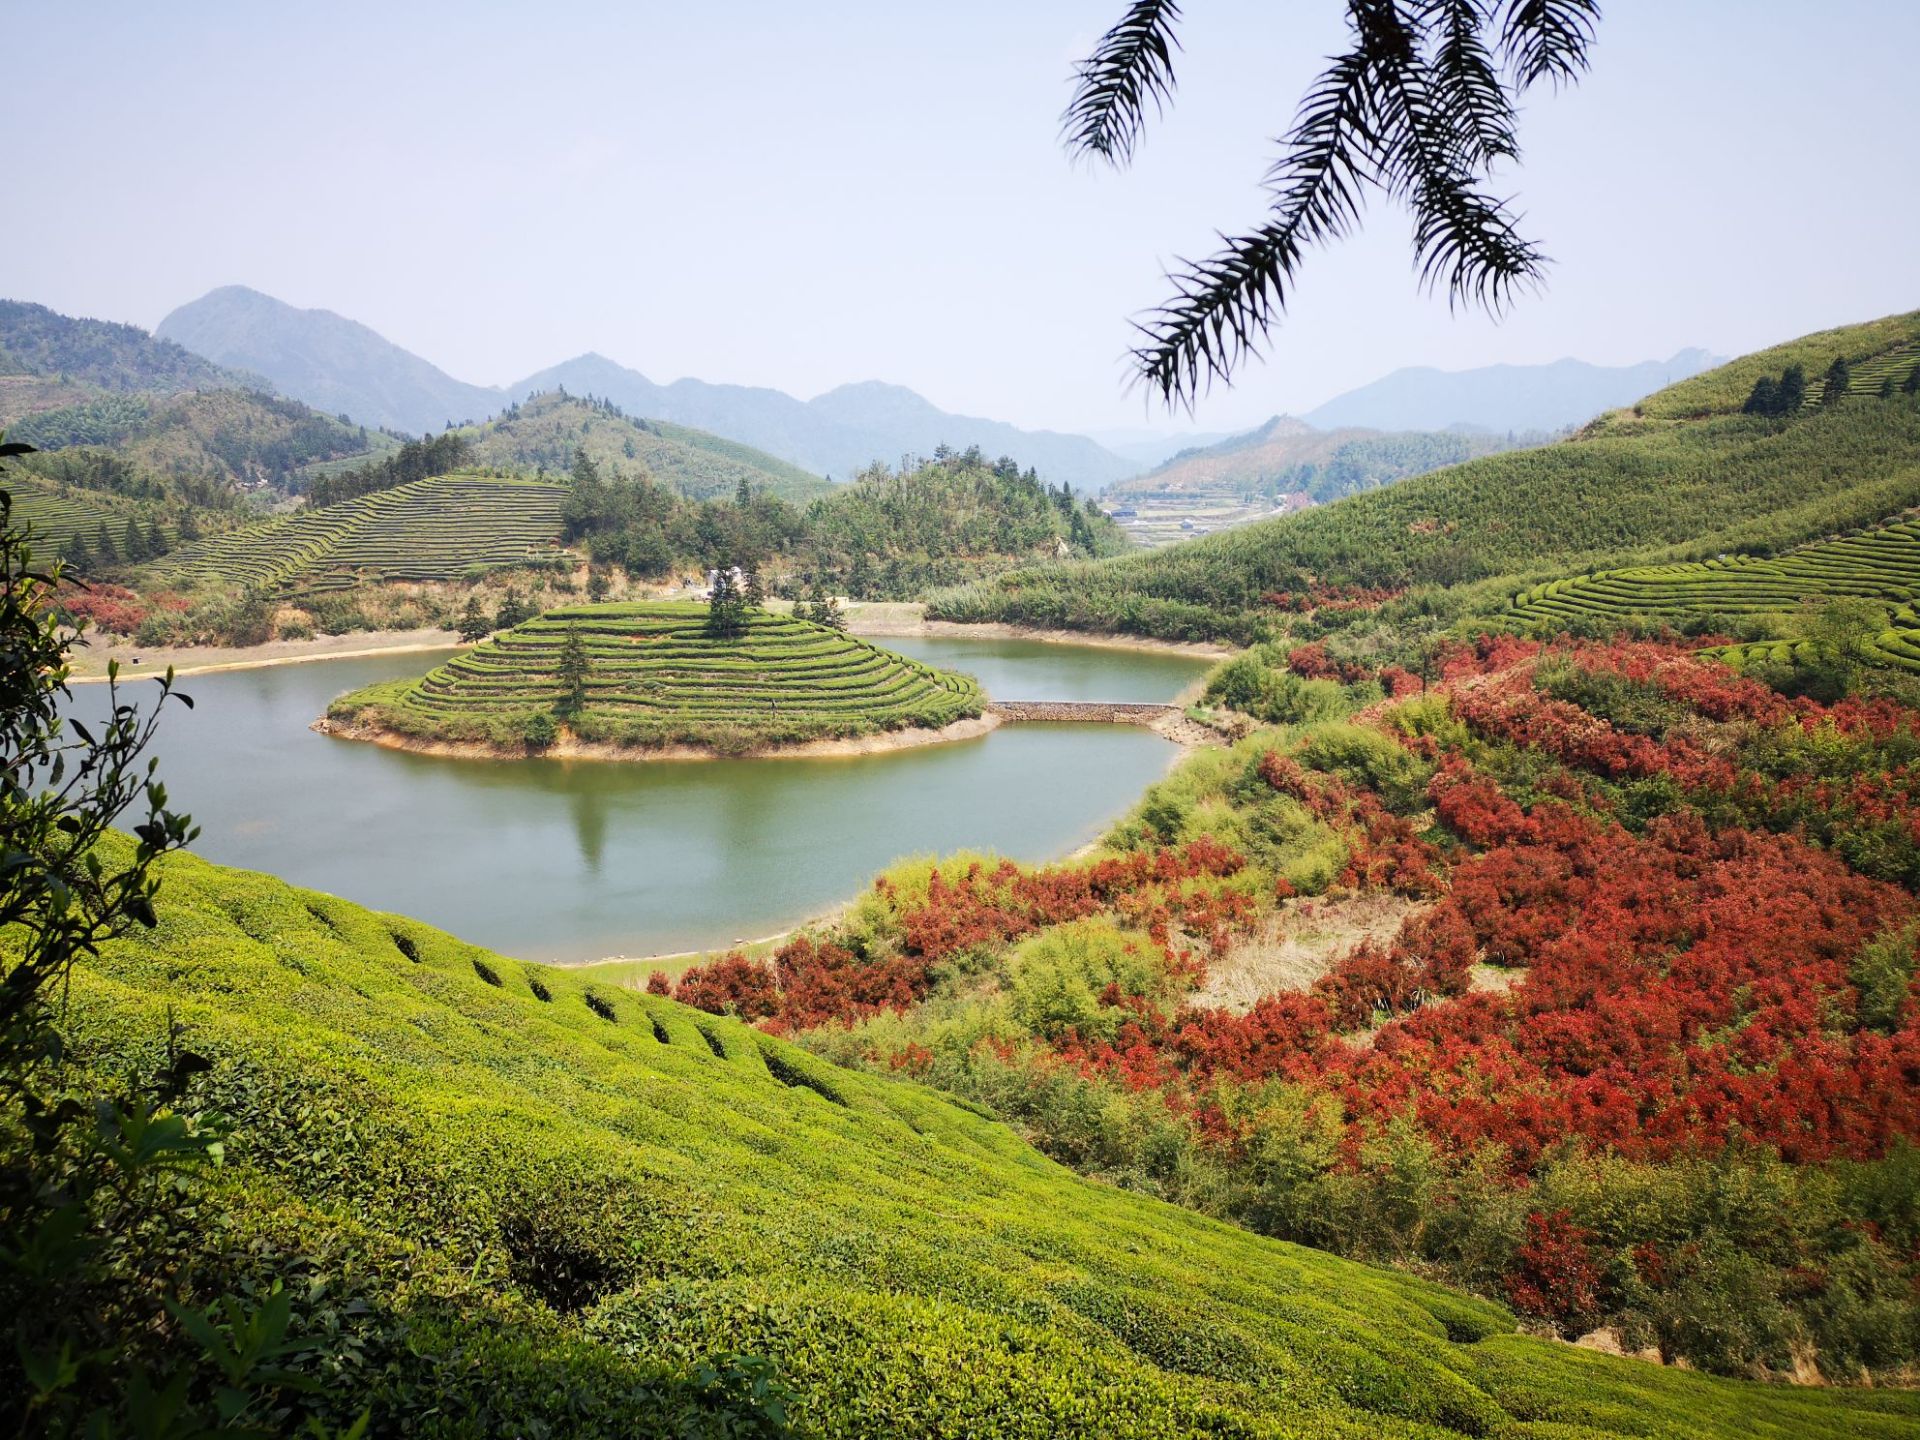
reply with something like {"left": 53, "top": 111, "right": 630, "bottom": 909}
{"left": 1064, "top": 0, "right": 1185, "bottom": 166}
{"left": 1131, "top": 48, "right": 1381, "bottom": 406}
{"left": 1498, "top": 0, "right": 1599, "bottom": 88}
{"left": 1422, "top": 0, "right": 1518, "bottom": 168}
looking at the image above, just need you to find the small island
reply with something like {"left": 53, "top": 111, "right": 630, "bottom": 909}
{"left": 316, "top": 600, "right": 989, "bottom": 759}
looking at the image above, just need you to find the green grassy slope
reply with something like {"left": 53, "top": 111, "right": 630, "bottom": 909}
{"left": 470, "top": 392, "right": 830, "bottom": 502}
{"left": 927, "top": 312, "right": 1920, "bottom": 643}
{"left": 329, "top": 601, "right": 984, "bottom": 749}
{"left": 58, "top": 839, "right": 1920, "bottom": 1437}
{"left": 151, "top": 472, "right": 567, "bottom": 594}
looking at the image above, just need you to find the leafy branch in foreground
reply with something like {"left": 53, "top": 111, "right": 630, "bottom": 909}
{"left": 1066, "top": 0, "right": 1599, "bottom": 407}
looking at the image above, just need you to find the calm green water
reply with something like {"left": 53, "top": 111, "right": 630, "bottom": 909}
{"left": 69, "top": 637, "right": 1211, "bottom": 963}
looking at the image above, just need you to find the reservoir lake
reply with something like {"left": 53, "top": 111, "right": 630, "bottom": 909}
{"left": 70, "top": 634, "right": 1213, "bottom": 963}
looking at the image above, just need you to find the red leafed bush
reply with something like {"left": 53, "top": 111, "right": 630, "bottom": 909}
{"left": 644, "top": 971, "right": 671, "bottom": 996}
{"left": 673, "top": 952, "right": 780, "bottom": 1020}
{"left": 1506, "top": 1210, "right": 1603, "bottom": 1322}
{"left": 56, "top": 582, "right": 147, "bottom": 636}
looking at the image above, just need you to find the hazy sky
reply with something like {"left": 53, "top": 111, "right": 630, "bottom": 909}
{"left": 5, "top": 1, "right": 1916, "bottom": 434}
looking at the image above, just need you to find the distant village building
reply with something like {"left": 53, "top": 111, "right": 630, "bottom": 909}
{"left": 1272, "top": 491, "right": 1315, "bottom": 515}
{"left": 702, "top": 566, "right": 748, "bottom": 600}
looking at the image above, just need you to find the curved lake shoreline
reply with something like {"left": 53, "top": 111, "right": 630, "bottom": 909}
{"left": 312, "top": 710, "right": 1005, "bottom": 762}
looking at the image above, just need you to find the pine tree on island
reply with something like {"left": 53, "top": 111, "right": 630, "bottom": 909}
{"left": 555, "top": 623, "right": 590, "bottom": 720}
{"left": 706, "top": 565, "right": 747, "bottom": 639}
{"left": 493, "top": 587, "right": 532, "bottom": 631}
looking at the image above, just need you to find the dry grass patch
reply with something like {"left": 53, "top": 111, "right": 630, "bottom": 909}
{"left": 1198, "top": 892, "right": 1430, "bottom": 1012}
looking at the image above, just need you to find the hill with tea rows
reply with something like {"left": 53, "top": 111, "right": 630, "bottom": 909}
{"left": 153, "top": 472, "right": 567, "bottom": 594}
{"left": 328, "top": 601, "right": 983, "bottom": 750}
{"left": 1509, "top": 511, "right": 1920, "bottom": 670}
{"left": 928, "top": 312, "right": 1920, "bottom": 644}
{"left": 27, "top": 829, "right": 1919, "bottom": 1438}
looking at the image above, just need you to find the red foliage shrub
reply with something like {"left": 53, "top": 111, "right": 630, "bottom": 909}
{"left": 1506, "top": 1210, "right": 1603, "bottom": 1321}
{"left": 673, "top": 952, "right": 780, "bottom": 1020}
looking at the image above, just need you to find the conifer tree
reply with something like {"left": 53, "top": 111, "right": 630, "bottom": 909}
{"left": 706, "top": 567, "right": 747, "bottom": 638}
{"left": 121, "top": 517, "right": 146, "bottom": 564}
{"left": 145, "top": 517, "right": 166, "bottom": 557}
{"left": 177, "top": 510, "right": 200, "bottom": 543}
{"left": 744, "top": 561, "right": 766, "bottom": 609}
{"left": 457, "top": 594, "right": 491, "bottom": 642}
{"left": 94, "top": 522, "right": 117, "bottom": 565}
{"left": 555, "top": 623, "right": 590, "bottom": 719}
{"left": 1743, "top": 376, "right": 1779, "bottom": 416}
{"left": 813, "top": 587, "right": 846, "bottom": 632}
{"left": 494, "top": 587, "right": 532, "bottom": 631}
{"left": 1905, "top": 362, "right": 1920, "bottom": 396}
{"left": 586, "top": 566, "right": 610, "bottom": 602}
{"left": 1822, "top": 356, "right": 1852, "bottom": 406}
{"left": 61, "top": 532, "right": 88, "bottom": 574}
{"left": 1778, "top": 364, "right": 1808, "bottom": 414}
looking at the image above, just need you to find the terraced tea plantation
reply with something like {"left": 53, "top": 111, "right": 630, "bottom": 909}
{"left": 1510, "top": 511, "right": 1920, "bottom": 671}
{"left": 152, "top": 472, "right": 567, "bottom": 593}
{"left": 9, "top": 477, "right": 157, "bottom": 549}
{"left": 328, "top": 600, "right": 986, "bottom": 750}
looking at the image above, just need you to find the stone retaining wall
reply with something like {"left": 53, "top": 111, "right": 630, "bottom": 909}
{"left": 989, "top": 700, "right": 1179, "bottom": 725}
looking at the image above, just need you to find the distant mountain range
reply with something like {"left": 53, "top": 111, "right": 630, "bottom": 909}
{"left": 1302, "top": 351, "right": 1724, "bottom": 434}
{"left": 156, "top": 287, "right": 1140, "bottom": 491}
{"left": 134, "top": 285, "right": 1718, "bottom": 491}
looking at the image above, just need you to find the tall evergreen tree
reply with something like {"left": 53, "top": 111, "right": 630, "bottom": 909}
{"left": 121, "top": 517, "right": 146, "bottom": 564}
{"left": 1822, "top": 356, "right": 1852, "bottom": 406}
{"left": 555, "top": 624, "right": 590, "bottom": 719}
{"left": 457, "top": 594, "right": 491, "bottom": 643}
{"left": 1778, "top": 364, "right": 1808, "bottom": 414}
{"left": 60, "top": 532, "right": 88, "bottom": 574}
{"left": 812, "top": 586, "right": 846, "bottom": 632}
{"left": 1743, "top": 376, "right": 1780, "bottom": 416}
{"left": 177, "top": 510, "right": 201, "bottom": 543}
{"left": 493, "top": 587, "right": 532, "bottom": 631}
{"left": 144, "top": 517, "right": 166, "bottom": 557}
{"left": 1905, "top": 362, "right": 1920, "bottom": 396}
{"left": 94, "top": 522, "right": 116, "bottom": 565}
{"left": 743, "top": 561, "right": 766, "bottom": 609}
{"left": 706, "top": 567, "right": 747, "bottom": 638}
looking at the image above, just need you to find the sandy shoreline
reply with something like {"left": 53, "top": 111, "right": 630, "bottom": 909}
{"left": 311, "top": 711, "right": 1004, "bottom": 763}
{"left": 67, "top": 628, "right": 466, "bottom": 684}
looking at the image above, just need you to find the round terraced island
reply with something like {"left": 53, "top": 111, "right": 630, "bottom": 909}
{"left": 320, "top": 600, "right": 988, "bottom": 757}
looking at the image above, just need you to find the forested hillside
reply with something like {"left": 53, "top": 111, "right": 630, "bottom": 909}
{"left": 20, "top": 830, "right": 1916, "bottom": 1437}
{"left": 930, "top": 313, "right": 1920, "bottom": 644}
{"left": 0, "top": 298, "right": 251, "bottom": 398}
{"left": 468, "top": 390, "right": 827, "bottom": 502}
{"left": 12, "top": 388, "right": 382, "bottom": 499}
{"left": 1110, "top": 416, "right": 1529, "bottom": 506}
{"left": 561, "top": 446, "right": 1125, "bottom": 598}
